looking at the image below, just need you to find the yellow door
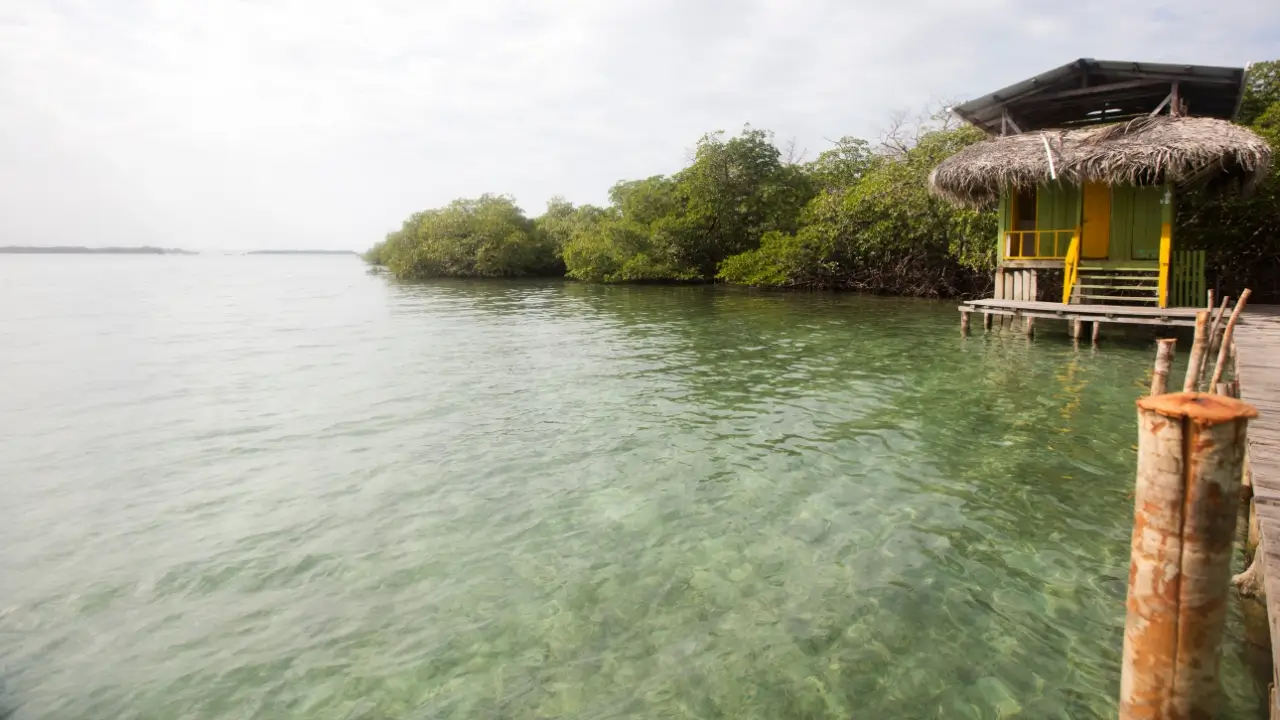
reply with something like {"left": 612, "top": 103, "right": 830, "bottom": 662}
{"left": 1081, "top": 183, "right": 1111, "bottom": 260}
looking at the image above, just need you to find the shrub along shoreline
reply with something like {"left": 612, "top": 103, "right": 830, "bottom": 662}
{"left": 366, "top": 62, "right": 1279, "bottom": 301}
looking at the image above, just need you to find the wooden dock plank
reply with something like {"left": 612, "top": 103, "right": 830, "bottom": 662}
{"left": 1236, "top": 305, "right": 1280, "bottom": 716}
{"left": 958, "top": 299, "right": 1204, "bottom": 327}
{"left": 964, "top": 299, "right": 1206, "bottom": 318}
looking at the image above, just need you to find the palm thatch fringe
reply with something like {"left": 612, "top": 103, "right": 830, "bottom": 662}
{"left": 928, "top": 116, "right": 1273, "bottom": 208}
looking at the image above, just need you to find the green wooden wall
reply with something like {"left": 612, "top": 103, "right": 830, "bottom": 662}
{"left": 996, "top": 183, "right": 1166, "bottom": 265}
{"left": 1110, "top": 186, "right": 1164, "bottom": 262}
{"left": 1035, "top": 183, "right": 1081, "bottom": 231}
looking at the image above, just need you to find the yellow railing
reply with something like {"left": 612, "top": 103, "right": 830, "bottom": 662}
{"left": 1061, "top": 235, "right": 1080, "bottom": 304}
{"left": 1004, "top": 229, "right": 1077, "bottom": 260}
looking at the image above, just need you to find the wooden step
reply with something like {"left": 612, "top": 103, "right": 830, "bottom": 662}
{"left": 1075, "top": 293, "right": 1159, "bottom": 303}
{"left": 1078, "top": 267, "right": 1159, "bottom": 273}
{"left": 1077, "top": 284, "right": 1158, "bottom": 291}
{"left": 1077, "top": 275, "right": 1161, "bottom": 281}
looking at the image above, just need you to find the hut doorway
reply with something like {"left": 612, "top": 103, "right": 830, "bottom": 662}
{"left": 1082, "top": 183, "right": 1111, "bottom": 259}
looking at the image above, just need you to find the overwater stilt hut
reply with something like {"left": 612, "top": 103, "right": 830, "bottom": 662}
{"left": 930, "top": 59, "right": 1272, "bottom": 325}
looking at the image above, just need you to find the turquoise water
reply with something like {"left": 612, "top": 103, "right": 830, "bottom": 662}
{"left": 0, "top": 256, "right": 1265, "bottom": 718}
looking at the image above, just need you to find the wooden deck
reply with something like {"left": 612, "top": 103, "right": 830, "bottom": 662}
{"left": 958, "top": 299, "right": 1206, "bottom": 327}
{"left": 1236, "top": 307, "right": 1280, "bottom": 716}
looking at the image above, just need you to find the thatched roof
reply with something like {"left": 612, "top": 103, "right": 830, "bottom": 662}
{"left": 929, "top": 116, "right": 1273, "bottom": 208}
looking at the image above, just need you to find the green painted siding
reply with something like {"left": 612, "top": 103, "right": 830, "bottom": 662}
{"left": 995, "top": 184, "right": 1094, "bottom": 262}
{"left": 1035, "top": 183, "right": 1080, "bottom": 229}
{"left": 1034, "top": 183, "right": 1079, "bottom": 256}
{"left": 1110, "top": 185, "right": 1163, "bottom": 262}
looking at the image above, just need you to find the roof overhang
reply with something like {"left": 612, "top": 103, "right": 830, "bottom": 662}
{"left": 953, "top": 59, "right": 1247, "bottom": 135}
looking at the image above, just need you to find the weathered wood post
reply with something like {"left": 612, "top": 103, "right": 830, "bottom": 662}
{"left": 1024, "top": 316, "right": 1035, "bottom": 338}
{"left": 1072, "top": 319, "right": 1084, "bottom": 341}
{"left": 983, "top": 312, "right": 993, "bottom": 332}
{"left": 1182, "top": 311, "right": 1210, "bottom": 392}
{"left": 1092, "top": 320, "right": 1102, "bottom": 345}
{"left": 1120, "top": 392, "right": 1256, "bottom": 720}
{"left": 1206, "top": 295, "right": 1230, "bottom": 356}
{"left": 1208, "top": 289, "right": 1251, "bottom": 390}
{"left": 960, "top": 310, "right": 971, "bottom": 336}
{"left": 1150, "top": 339, "right": 1177, "bottom": 395}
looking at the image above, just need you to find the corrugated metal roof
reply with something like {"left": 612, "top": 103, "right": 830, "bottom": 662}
{"left": 952, "top": 59, "right": 1247, "bottom": 135}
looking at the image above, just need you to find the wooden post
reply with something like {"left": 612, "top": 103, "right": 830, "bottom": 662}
{"left": 1024, "top": 316, "right": 1035, "bottom": 338}
{"left": 1121, "top": 393, "right": 1256, "bottom": 720}
{"left": 1071, "top": 319, "right": 1084, "bottom": 340}
{"left": 1208, "top": 289, "right": 1252, "bottom": 390}
{"left": 1150, "top": 338, "right": 1177, "bottom": 395}
{"left": 1205, "top": 295, "right": 1230, "bottom": 357}
{"left": 1092, "top": 320, "right": 1101, "bottom": 345}
{"left": 983, "top": 312, "right": 993, "bottom": 331}
{"left": 960, "top": 311, "right": 971, "bottom": 336}
{"left": 1182, "top": 311, "right": 1210, "bottom": 392}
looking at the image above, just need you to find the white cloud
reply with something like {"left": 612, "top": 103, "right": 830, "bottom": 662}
{"left": 0, "top": 0, "right": 1277, "bottom": 250}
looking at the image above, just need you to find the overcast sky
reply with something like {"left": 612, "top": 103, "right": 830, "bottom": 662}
{"left": 1, "top": 1, "right": 1277, "bottom": 251}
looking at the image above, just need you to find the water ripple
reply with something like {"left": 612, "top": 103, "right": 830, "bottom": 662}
{"left": 0, "top": 258, "right": 1264, "bottom": 718}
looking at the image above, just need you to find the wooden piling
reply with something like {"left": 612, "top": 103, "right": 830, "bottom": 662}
{"left": 1182, "top": 311, "right": 1211, "bottom": 392}
{"left": 1092, "top": 320, "right": 1101, "bottom": 345}
{"left": 1150, "top": 339, "right": 1177, "bottom": 396}
{"left": 1206, "top": 295, "right": 1230, "bottom": 356}
{"left": 1071, "top": 319, "right": 1084, "bottom": 340}
{"left": 983, "top": 312, "right": 992, "bottom": 331}
{"left": 1120, "top": 392, "right": 1256, "bottom": 720}
{"left": 1024, "top": 316, "right": 1035, "bottom": 338}
{"left": 1208, "top": 289, "right": 1251, "bottom": 391}
{"left": 960, "top": 310, "right": 971, "bottom": 336}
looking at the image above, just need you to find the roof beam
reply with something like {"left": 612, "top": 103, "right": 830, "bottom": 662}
{"left": 1020, "top": 79, "right": 1164, "bottom": 104}
{"left": 1001, "top": 110, "right": 1023, "bottom": 135}
{"left": 1109, "top": 71, "right": 1239, "bottom": 86}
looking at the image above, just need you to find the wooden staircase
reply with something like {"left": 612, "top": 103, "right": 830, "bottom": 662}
{"left": 1069, "top": 266, "right": 1161, "bottom": 305}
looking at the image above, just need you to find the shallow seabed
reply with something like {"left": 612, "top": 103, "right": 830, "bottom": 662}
{"left": 0, "top": 256, "right": 1266, "bottom": 718}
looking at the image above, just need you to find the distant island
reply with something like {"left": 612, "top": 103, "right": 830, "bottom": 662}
{"left": 0, "top": 246, "right": 197, "bottom": 255}
{"left": 246, "top": 250, "right": 358, "bottom": 255}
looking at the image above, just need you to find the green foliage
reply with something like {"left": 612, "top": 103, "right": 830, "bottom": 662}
{"left": 720, "top": 124, "right": 996, "bottom": 294}
{"left": 806, "top": 137, "right": 874, "bottom": 193}
{"left": 548, "top": 128, "right": 819, "bottom": 284}
{"left": 1177, "top": 80, "right": 1280, "bottom": 302}
{"left": 370, "top": 122, "right": 992, "bottom": 295}
{"left": 670, "top": 128, "right": 817, "bottom": 276}
{"left": 1239, "top": 60, "right": 1280, "bottom": 126}
{"left": 368, "top": 195, "right": 560, "bottom": 279}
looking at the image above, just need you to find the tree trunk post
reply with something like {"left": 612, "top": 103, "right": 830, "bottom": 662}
{"left": 1206, "top": 295, "right": 1230, "bottom": 357}
{"left": 1092, "top": 320, "right": 1102, "bottom": 345}
{"left": 983, "top": 312, "right": 993, "bottom": 331}
{"left": 1120, "top": 392, "right": 1257, "bottom": 720}
{"left": 1208, "top": 289, "right": 1251, "bottom": 390}
{"left": 960, "top": 311, "right": 971, "bottom": 336}
{"left": 1024, "top": 316, "right": 1035, "bottom": 338}
{"left": 1150, "top": 338, "right": 1177, "bottom": 395}
{"left": 1071, "top": 319, "right": 1084, "bottom": 340}
{"left": 1182, "top": 311, "right": 1210, "bottom": 392}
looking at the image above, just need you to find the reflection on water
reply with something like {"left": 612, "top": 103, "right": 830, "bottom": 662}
{"left": 0, "top": 257, "right": 1265, "bottom": 718}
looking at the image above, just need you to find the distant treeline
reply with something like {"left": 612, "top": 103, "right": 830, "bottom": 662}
{"left": 0, "top": 246, "right": 196, "bottom": 255}
{"left": 366, "top": 61, "right": 1280, "bottom": 300}
{"left": 247, "top": 250, "right": 358, "bottom": 255}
